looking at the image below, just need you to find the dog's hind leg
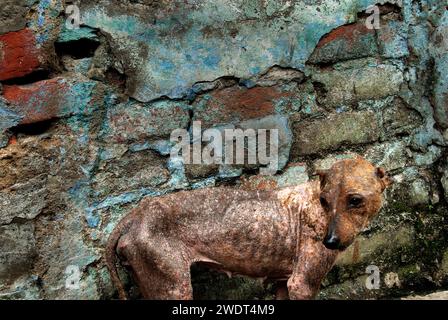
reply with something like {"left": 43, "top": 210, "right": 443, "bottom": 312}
{"left": 126, "top": 236, "right": 193, "bottom": 300}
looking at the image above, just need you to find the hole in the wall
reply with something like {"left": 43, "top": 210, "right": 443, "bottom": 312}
{"left": 357, "top": 2, "right": 402, "bottom": 19}
{"left": 10, "top": 119, "right": 55, "bottom": 136}
{"left": 55, "top": 39, "right": 100, "bottom": 59}
{"left": 1, "top": 70, "right": 51, "bottom": 86}
{"left": 380, "top": 3, "right": 402, "bottom": 15}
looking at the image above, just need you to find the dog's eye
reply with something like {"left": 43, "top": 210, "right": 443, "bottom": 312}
{"left": 320, "top": 196, "right": 329, "bottom": 209}
{"left": 348, "top": 196, "right": 363, "bottom": 208}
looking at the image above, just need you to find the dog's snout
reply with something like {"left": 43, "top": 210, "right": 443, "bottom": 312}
{"left": 323, "top": 233, "right": 341, "bottom": 250}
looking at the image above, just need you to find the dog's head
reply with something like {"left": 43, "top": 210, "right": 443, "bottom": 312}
{"left": 315, "top": 156, "right": 393, "bottom": 251}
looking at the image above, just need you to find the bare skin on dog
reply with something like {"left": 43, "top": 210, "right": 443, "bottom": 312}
{"left": 106, "top": 157, "right": 392, "bottom": 299}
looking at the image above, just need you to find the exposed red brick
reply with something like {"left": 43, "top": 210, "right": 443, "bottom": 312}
{"left": 218, "top": 86, "right": 284, "bottom": 117}
{"left": 195, "top": 86, "right": 289, "bottom": 127}
{"left": 0, "top": 29, "right": 42, "bottom": 81}
{"left": 316, "top": 23, "right": 373, "bottom": 49}
{"left": 2, "top": 78, "right": 69, "bottom": 125}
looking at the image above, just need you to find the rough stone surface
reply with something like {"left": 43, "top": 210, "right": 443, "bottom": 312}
{"left": 336, "top": 225, "right": 414, "bottom": 267}
{"left": 389, "top": 168, "right": 432, "bottom": 208}
{"left": 378, "top": 19, "right": 409, "bottom": 59}
{"left": 0, "top": 223, "right": 36, "bottom": 285}
{"left": 381, "top": 98, "right": 423, "bottom": 138}
{"left": 364, "top": 141, "right": 410, "bottom": 172}
{"left": 103, "top": 100, "right": 190, "bottom": 143}
{"left": 311, "top": 60, "right": 404, "bottom": 108}
{"left": 293, "top": 111, "right": 379, "bottom": 156}
{"left": 429, "top": 11, "right": 448, "bottom": 129}
{"left": 93, "top": 150, "right": 170, "bottom": 198}
{"left": 0, "top": 175, "right": 48, "bottom": 225}
{"left": 0, "top": 0, "right": 446, "bottom": 301}
{"left": 0, "top": 0, "right": 29, "bottom": 34}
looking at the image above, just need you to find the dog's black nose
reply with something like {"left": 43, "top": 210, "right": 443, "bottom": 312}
{"left": 323, "top": 234, "right": 341, "bottom": 250}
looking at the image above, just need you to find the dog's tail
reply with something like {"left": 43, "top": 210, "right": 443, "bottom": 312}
{"left": 105, "top": 214, "right": 134, "bottom": 300}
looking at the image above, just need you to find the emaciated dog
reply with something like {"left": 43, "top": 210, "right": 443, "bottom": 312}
{"left": 106, "top": 156, "right": 392, "bottom": 299}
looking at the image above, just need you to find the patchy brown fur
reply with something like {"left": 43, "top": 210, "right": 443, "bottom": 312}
{"left": 105, "top": 157, "right": 392, "bottom": 300}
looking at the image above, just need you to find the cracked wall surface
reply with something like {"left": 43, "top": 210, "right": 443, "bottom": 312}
{"left": 0, "top": 0, "right": 447, "bottom": 299}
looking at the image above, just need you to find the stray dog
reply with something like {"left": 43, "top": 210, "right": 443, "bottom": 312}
{"left": 106, "top": 156, "right": 392, "bottom": 299}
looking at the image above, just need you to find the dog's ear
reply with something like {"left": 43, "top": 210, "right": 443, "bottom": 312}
{"left": 313, "top": 169, "right": 328, "bottom": 189}
{"left": 376, "top": 167, "right": 394, "bottom": 191}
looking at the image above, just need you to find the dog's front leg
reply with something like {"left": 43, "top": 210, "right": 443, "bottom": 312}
{"left": 287, "top": 239, "right": 338, "bottom": 300}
